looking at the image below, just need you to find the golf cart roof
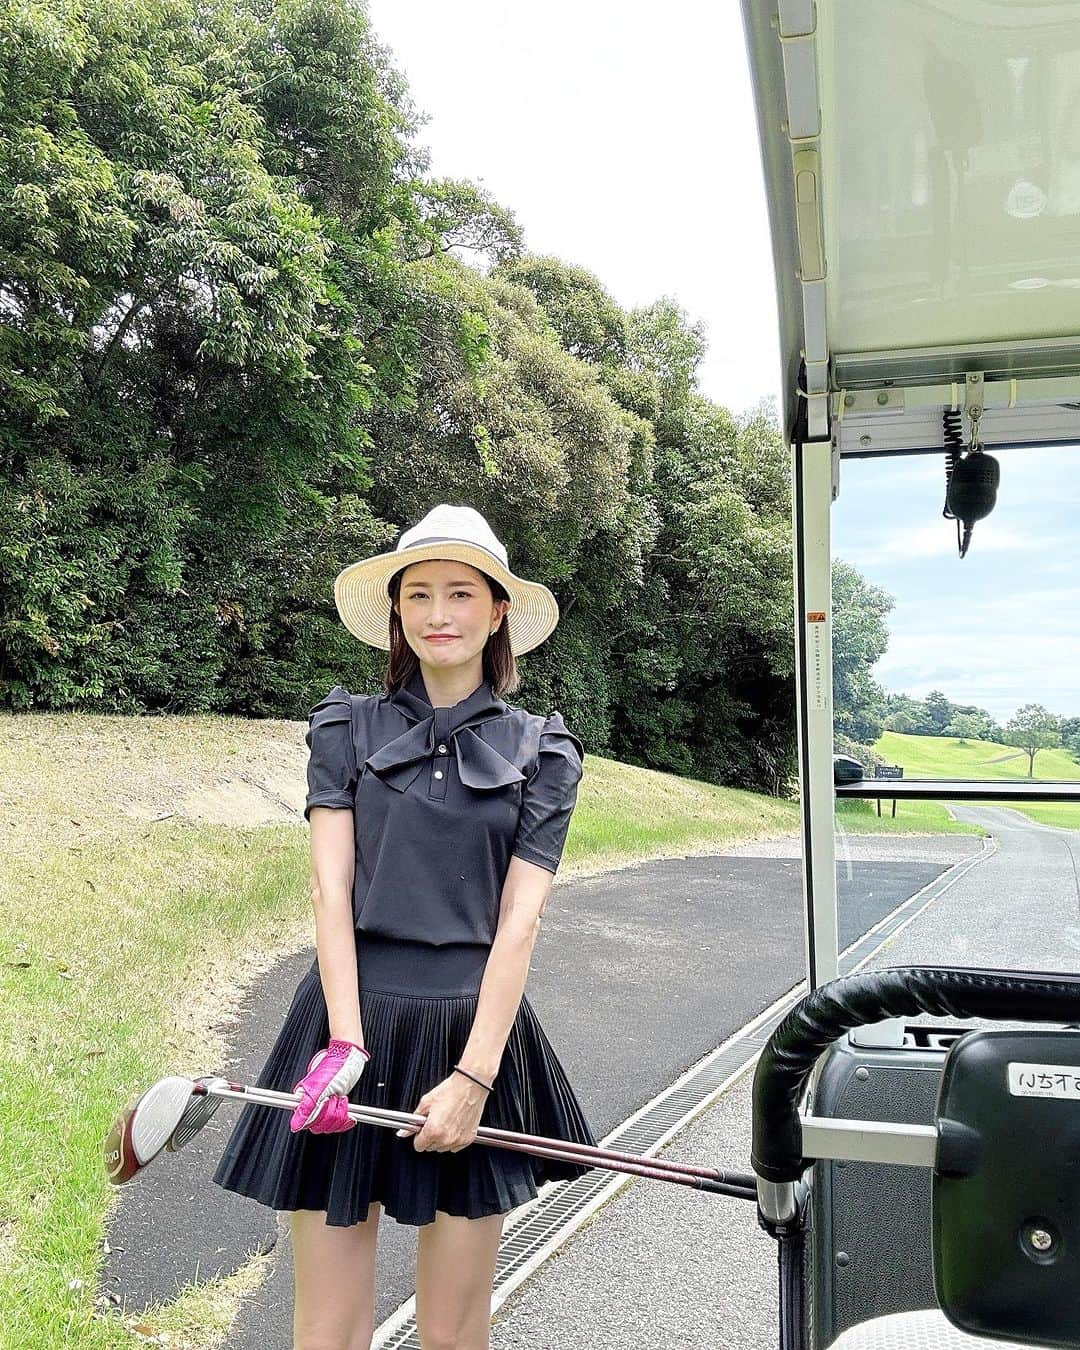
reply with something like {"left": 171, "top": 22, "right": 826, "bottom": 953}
{"left": 740, "top": 0, "right": 1080, "bottom": 455}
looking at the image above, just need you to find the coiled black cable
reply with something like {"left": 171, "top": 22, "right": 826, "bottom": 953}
{"left": 942, "top": 406, "right": 964, "bottom": 535}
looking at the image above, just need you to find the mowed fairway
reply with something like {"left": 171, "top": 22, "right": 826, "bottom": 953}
{"left": 875, "top": 732, "right": 1080, "bottom": 828}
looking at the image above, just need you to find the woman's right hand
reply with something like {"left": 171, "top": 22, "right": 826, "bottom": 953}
{"left": 290, "top": 1038, "right": 371, "bottom": 1134}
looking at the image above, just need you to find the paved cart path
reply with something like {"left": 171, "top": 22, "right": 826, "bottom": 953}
{"left": 865, "top": 806, "right": 1080, "bottom": 973}
{"left": 99, "top": 837, "right": 983, "bottom": 1343}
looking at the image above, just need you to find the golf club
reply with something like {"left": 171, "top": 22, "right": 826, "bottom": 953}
{"left": 104, "top": 1074, "right": 758, "bottom": 1199}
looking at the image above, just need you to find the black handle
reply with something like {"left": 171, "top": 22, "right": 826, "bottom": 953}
{"left": 751, "top": 966, "right": 1080, "bottom": 1183}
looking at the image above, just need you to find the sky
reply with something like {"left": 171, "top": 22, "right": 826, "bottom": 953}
{"left": 366, "top": 0, "right": 780, "bottom": 416}
{"left": 365, "top": 0, "right": 1077, "bottom": 725}
{"left": 833, "top": 447, "right": 1080, "bottom": 725}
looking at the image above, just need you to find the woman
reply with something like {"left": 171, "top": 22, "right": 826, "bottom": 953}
{"left": 212, "top": 502, "right": 597, "bottom": 1350}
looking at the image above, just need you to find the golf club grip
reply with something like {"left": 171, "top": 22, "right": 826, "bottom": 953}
{"left": 751, "top": 965, "right": 1080, "bottom": 1183}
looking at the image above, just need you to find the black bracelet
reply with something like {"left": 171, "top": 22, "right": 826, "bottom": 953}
{"left": 453, "top": 1063, "right": 494, "bottom": 1092}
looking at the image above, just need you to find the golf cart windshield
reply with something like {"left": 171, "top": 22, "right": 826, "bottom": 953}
{"left": 740, "top": 0, "right": 1080, "bottom": 987}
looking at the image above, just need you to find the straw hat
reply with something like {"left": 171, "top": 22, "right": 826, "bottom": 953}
{"left": 333, "top": 504, "right": 560, "bottom": 655}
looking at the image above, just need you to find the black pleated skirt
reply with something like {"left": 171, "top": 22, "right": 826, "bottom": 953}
{"left": 211, "top": 933, "right": 598, "bottom": 1227}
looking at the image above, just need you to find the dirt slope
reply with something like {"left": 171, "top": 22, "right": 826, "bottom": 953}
{"left": 0, "top": 709, "right": 309, "bottom": 859}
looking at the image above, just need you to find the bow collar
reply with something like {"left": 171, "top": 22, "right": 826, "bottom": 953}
{"left": 364, "top": 667, "right": 524, "bottom": 793}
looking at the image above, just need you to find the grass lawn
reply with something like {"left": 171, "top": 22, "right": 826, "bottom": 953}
{"left": 562, "top": 751, "right": 799, "bottom": 868}
{"left": 835, "top": 797, "right": 984, "bottom": 836}
{"left": 877, "top": 731, "right": 1080, "bottom": 781}
{"left": 0, "top": 708, "right": 804, "bottom": 1349}
{"left": 1003, "top": 802, "right": 1080, "bottom": 830}
{"left": 875, "top": 732, "right": 1080, "bottom": 830}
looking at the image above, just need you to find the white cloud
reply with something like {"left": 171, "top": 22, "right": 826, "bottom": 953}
{"left": 850, "top": 520, "right": 1039, "bottom": 567}
{"left": 876, "top": 631, "right": 1080, "bottom": 720}
{"left": 887, "top": 586, "right": 1080, "bottom": 638}
{"left": 365, "top": 0, "right": 781, "bottom": 416}
{"left": 837, "top": 446, "right": 1080, "bottom": 720}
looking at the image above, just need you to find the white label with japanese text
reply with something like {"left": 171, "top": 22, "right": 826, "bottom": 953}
{"left": 806, "top": 615, "right": 828, "bottom": 711}
{"left": 1008, "top": 1062, "right": 1080, "bottom": 1099}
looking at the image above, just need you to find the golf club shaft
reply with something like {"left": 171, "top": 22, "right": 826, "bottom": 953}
{"left": 206, "top": 1081, "right": 741, "bottom": 1183}
{"left": 197, "top": 1082, "right": 755, "bottom": 1198}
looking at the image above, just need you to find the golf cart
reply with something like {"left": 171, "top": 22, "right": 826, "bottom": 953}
{"left": 740, "top": 1, "right": 1080, "bottom": 1346}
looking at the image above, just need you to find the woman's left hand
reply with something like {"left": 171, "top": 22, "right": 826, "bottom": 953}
{"left": 397, "top": 1073, "right": 489, "bottom": 1152}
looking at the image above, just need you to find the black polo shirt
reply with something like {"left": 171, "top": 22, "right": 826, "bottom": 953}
{"left": 303, "top": 665, "right": 585, "bottom": 946}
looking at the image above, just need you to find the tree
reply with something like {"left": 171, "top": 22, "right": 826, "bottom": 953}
{"left": 1060, "top": 717, "right": 1080, "bottom": 763}
{"left": 410, "top": 179, "right": 524, "bottom": 264}
{"left": 497, "top": 257, "right": 627, "bottom": 367}
{"left": 945, "top": 713, "right": 985, "bottom": 744}
{"left": 884, "top": 692, "right": 936, "bottom": 735}
{"left": 0, "top": 0, "right": 561, "bottom": 714}
{"left": 503, "top": 258, "right": 797, "bottom": 793}
{"left": 1, "top": 0, "right": 408, "bottom": 710}
{"left": 1003, "top": 705, "right": 1061, "bottom": 777}
{"left": 831, "top": 561, "right": 893, "bottom": 746}
{"left": 924, "top": 689, "right": 952, "bottom": 733}
{"left": 950, "top": 706, "right": 1002, "bottom": 742}
{"left": 0, "top": 0, "right": 803, "bottom": 799}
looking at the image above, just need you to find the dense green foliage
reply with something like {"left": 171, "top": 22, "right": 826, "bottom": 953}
{"left": 2, "top": 0, "right": 799, "bottom": 791}
{"left": 884, "top": 689, "right": 1002, "bottom": 742}
{"left": 497, "top": 260, "right": 795, "bottom": 791}
{"left": 831, "top": 560, "right": 891, "bottom": 746}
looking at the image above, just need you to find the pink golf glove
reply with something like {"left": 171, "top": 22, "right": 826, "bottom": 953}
{"left": 290, "top": 1038, "right": 371, "bottom": 1134}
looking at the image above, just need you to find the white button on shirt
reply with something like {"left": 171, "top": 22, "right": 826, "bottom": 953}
{"left": 434, "top": 770, "right": 443, "bottom": 779}
{"left": 437, "top": 744, "right": 447, "bottom": 753}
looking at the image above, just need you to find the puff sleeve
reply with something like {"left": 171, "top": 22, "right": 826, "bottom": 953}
{"left": 510, "top": 711, "right": 585, "bottom": 874}
{"left": 303, "top": 685, "right": 358, "bottom": 822}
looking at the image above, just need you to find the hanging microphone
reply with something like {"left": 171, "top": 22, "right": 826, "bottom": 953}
{"left": 945, "top": 450, "right": 1000, "bottom": 558}
{"left": 941, "top": 409, "right": 999, "bottom": 558}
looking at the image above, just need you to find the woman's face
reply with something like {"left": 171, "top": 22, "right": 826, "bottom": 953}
{"left": 396, "top": 559, "right": 509, "bottom": 673}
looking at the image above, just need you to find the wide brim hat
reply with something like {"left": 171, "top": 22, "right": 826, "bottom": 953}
{"left": 333, "top": 503, "right": 560, "bottom": 656}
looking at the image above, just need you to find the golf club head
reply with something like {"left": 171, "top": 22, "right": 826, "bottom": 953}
{"left": 166, "top": 1076, "right": 228, "bottom": 1152}
{"left": 103, "top": 1075, "right": 195, "bottom": 1185}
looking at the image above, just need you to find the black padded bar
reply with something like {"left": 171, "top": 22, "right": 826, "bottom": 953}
{"left": 751, "top": 966, "right": 1080, "bottom": 1183}
{"left": 835, "top": 778, "right": 1080, "bottom": 802}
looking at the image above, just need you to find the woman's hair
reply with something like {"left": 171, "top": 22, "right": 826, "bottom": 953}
{"left": 383, "top": 564, "right": 521, "bottom": 698}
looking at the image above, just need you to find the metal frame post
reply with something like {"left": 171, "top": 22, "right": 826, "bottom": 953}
{"left": 792, "top": 438, "right": 838, "bottom": 988}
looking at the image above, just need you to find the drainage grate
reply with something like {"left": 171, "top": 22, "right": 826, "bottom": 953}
{"left": 372, "top": 842, "right": 993, "bottom": 1347}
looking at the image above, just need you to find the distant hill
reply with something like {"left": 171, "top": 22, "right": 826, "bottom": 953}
{"left": 876, "top": 731, "right": 1080, "bottom": 782}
